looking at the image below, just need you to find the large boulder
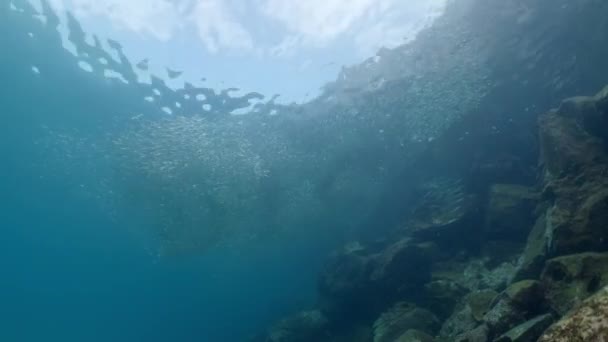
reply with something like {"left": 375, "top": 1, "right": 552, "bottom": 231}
{"left": 482, "top": 280, "right": 545, "bottom": 338}
{"left": 454, "top": 324, "right": 489, "bottom": 342}
{"left": 437, "top": 305, "right": 479, "bottom": 341}
{"left": 395, "top": 329, "right": 434, "bottom": 342}
{"left": 538, "top": 87, "right": 608, "bottom": 255}
{"left": 465, "top": 289, "right": 498, "bottom": 322}
{"left": 538, "top": 285, "right": 608, "bottom": 341}
{"left": 317, "top": 242, "right": 375, "bottom": 316}
{"left": 462, "top": 260, "right": 516, "bottom": 291}
{"left": 493, "top": 314, "right": 553, "bottom": 342}
{"left": 511, "top": 214, "right": 550, "bottom": 282}
{"left": 407, "top": 178, "right": 481, "bottom": 251}
{"left": 318, "top": 239, "right": 433, "bottom": 319}
{"left": 541, "top": 252, "right": 608, "bottom": 315}
{"left": 372, "top": 302, "right": 440, "bottom": 342}
{"left": 484, "top": 184, "right": 539, "bottom": 242}
{"left": 423, "top": 279, "right": 468, "bottom": 318}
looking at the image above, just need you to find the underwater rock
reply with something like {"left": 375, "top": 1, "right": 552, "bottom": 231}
{"left": 407, "top": 178, "right": 480, "bottom": 250}
{"left": 423, "top": 279, "right": 468, "bottom": 318}
{"left": 438, "top": 306, "right": 479, "bottom": 341}
{"left": 466, "top": 290, "right": 499, "bottom": 322}
{"left": 493, "top": 313, "right": 553, "bottom": 342}
{"left": 454, "top": 324, "right": 489, "bottom": 342}
{"left": 503, "top": 280, "right": 544, "bottom": 309}
{"left": 318, "top": 239, "right": 433, "bottom": 319}
{"left": 544, "top": 188, "right": 608, "bottom": 255}
{"left": 395, "top": 329, "right": 435, "bottom": 342}
{"left": 511, "top": 214, "right": 550, "bottom": 282}
{"left": 558, "top": 86, "right": 608, "bottom": 146}
{"left": 263, "top": 310, "right": 330, "bottom": 342}
{"left": 482, "top": 280, "right": 544, "bottom": 338}
{"left": 317, "top": 242, "right": 373, "bottom": 312}
{"left": 370, "top": 239, "right": 435, "bottom": 292}
{"left": 484, "top": 184, "right": 538, "bottom": 242}
{"left": 538, "top": 285, "right": 608, "bottom": 342}
{"left": 372, "top": 302, "right": 440, "bottom": 342}
{"left": 541, "top": 252, "right": 608, "bottom": 315}
{"left": 482, "top": 297, "right": 522, "bottom": 338}
{"left": 462, "top": 260, "right": 516, "bottom": 291}
{"left": 538, "top": 87, "right": 608, "bottom": 255}
{"left": 539, "top": 100, "right": 607, "bottom": 178}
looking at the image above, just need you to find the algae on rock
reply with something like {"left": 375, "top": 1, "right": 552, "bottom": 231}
{"left": 541, "top": 252, "right": 608, "bottom": 315}
{"left": 372, "top": 302, "right": 440, "bottom": 342}
{"left": 537, "top": 87, "right": 608, "bottom": 255}
{"left": 493, "top": 313, "right": 553, "bottom": 342}
{"left": 539, "top": 285, "right": 608, "bottom": 342}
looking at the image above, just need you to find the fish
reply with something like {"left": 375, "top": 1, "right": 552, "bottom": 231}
{"left": 136, "top": 59, "right": 149, "bottom": 71}
{"left": 107, "top": 39, "right": 122, "bottom": 51}
{"left": 167, "top": 68, "right": 183, "bottom": 79}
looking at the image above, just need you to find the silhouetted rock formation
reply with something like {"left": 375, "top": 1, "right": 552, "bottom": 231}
{"left": 254, "top": 85, "right": 608, "bottom": 342}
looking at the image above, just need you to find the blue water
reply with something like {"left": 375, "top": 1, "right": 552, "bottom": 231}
{"left": 0, "top": 2, "right": 351, "bottom": 340}
{"left": 0, "top": 168, "right": 327, "bottom": 341}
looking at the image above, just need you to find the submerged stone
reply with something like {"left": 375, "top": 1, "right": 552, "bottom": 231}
{"left": 504, "top": 280, "right": 543, "bottom": 308}
{"left": 484, "top": 184, "right": 539, "bottom": 242}
{"left": 423, "top": 279, "right": 468, "bottom": 318}
{"left": 318, "top": 238, "right": 433, "bottom": 319}
{"left": 438, "top": 306, "right": 478, "bottom": 341}
{"left": 537, "top": 87, "right": 608, "bottom": 255}
{"left": 511, "top": 214, "right": 550, "bottom": 282}
{"left": 493, "top": 313, "right": 553, "bottom": 342}
{"left": 407, "top": 178, "right": 480, "bottom": 250}
{"left": 466, "top": 290, "right": 499, "bottom": 322}
{"left": 483, "top": 297, "right": 522, "bottom": 338}
{"left": 482, "top": 280, "right": 544, "bottom": 338}
{"left": 372, "top": 302, "right": 440, "bottom": 342}
{"left": 538, "top": 285, "right": 608, "bottom": 342}
{"left": 395, "top": 329, "right": 435, "bottom": 342}
{"left": 541, "top": 252, "right": 608, "bottom": 315}
{"left": 454, "top": 324, "right": 489, "bottom": 342}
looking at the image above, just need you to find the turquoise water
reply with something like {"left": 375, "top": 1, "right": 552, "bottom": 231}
{"left": 1, "top": 2, "right": 333, "bottom": 340}
{"left": 1, "top": 144, "right": 320, "bottom": 341}
{"left": 6, "top": 0, "right": 608, "bottom": 341}
{"left": 1, "top": 161, "right": 328, "bottom": 341}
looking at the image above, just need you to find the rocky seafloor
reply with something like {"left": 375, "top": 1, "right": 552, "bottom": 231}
{"left": 252, "top": 86, "right": 608, "bottom": 341}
